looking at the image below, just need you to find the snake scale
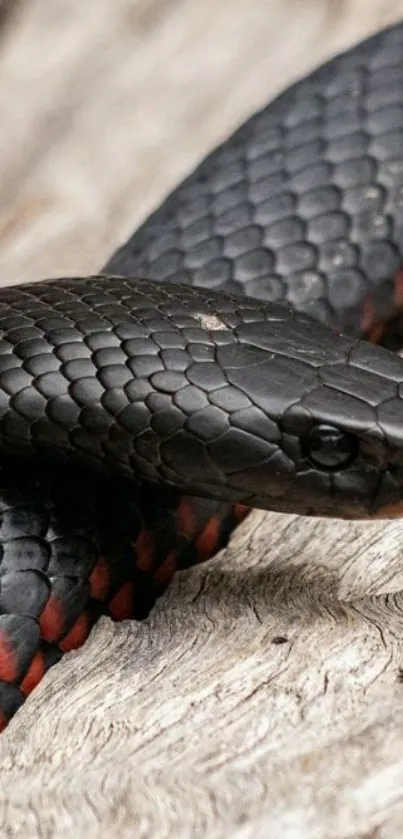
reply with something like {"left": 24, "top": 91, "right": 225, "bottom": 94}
{"left": 1, "top": 21, "right": 403, "bottom": 728}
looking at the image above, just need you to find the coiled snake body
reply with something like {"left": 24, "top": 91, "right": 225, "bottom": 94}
{"left": 1, "top": 22, "right": 403, "bottom": 727}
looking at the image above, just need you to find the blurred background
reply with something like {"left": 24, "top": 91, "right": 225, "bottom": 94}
{"left": 0, "top": 0, "right": 400, "bottom": 287}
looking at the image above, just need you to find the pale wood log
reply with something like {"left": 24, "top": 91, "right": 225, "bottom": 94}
{"left": 1, "top": 2, "right": 403, "bottom": 837}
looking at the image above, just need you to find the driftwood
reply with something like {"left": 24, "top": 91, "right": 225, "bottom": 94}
{"left": 1, "top": 1, "right": 403, "bottom": 837}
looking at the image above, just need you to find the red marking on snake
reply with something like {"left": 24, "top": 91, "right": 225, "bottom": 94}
{"left": 153, "top": 550, "right": 178, "bottom": 586}
{"left": 234, "top": 503, "right": 250, "bottom": 523}
{"left": 176, "top": 498, "right": 198, "bottom": 538}
{"left": 39, "top": 595, "right": 65, "bottom": 643}
{"left": 89, "top": 557, "right": 110, "bottom": 601}
{"left": 20, "top": 652, "right": 46, "bottom": 696}
{"left": 372, "top": 500, "right": 403, "bottom": 518}
{"left": 0, "top": 709, "right": 7, "bottom": 732}
{"left": 108, "top": 581, "right": 135, "bottom": 620}
{"left": 195, "top": 515, "right": 222, "bottom": 563}
{"left": 60, "top": 613, "right": 92, "bottom": 652}
{"left": 0, "top": 630, "right": 18, "bottom": 682}
{"left": 135, "top": 528, "right": 155, "bottom": 572}
{"left": 360, "top": 296, "right": 385, "bottom": 343}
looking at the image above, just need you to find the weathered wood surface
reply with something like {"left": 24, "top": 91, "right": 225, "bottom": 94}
{"left": 1, "top": 1, "right": 403, "bottom": 837}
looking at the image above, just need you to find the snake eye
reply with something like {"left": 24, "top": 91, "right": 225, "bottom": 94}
{"left": 302, "top": 424, "right": 358, "bottom": 471}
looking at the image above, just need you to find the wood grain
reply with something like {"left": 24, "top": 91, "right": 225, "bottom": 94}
{"left": 1, "top": 2, "right": 403, "bottom": 837}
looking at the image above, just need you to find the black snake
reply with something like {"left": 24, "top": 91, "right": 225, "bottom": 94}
{"left": 0, "top": 22, "right": 403, "bottom": 728}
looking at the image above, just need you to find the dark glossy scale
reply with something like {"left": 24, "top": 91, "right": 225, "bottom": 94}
{"left": 105, "top": 21, "right": 403, "bottom": 337}
{"left": 0, "top": 452, "right": 247, "bottom": 727}
{"left": 3, "top": 22, "right": 403, "bottom": 729}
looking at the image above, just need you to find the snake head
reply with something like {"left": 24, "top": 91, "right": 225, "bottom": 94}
{"left": 1, "top": 278, "right": 403, "bottom": 520}
{"left": 154, "top": 301, "right": 403, "bottom": 520}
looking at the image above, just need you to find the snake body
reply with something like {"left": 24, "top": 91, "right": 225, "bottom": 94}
{"left": 1, "top": 22, "right": 403, "bottom": 727}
